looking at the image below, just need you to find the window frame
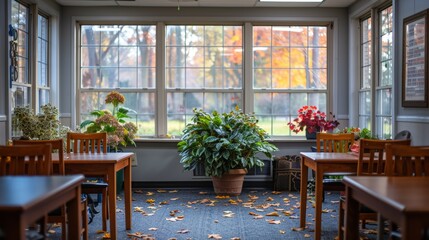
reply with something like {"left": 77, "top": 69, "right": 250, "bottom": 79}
{"left": 75, "top": 20, "right": 335, "bottom": 139}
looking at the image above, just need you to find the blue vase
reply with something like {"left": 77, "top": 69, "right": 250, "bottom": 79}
{"left": 305, "top": 129, "right": 317, "bottom": 140}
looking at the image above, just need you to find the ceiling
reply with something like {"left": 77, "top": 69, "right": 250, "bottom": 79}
{"left": 55, "top": 0, "right": 359, "bottom": 8}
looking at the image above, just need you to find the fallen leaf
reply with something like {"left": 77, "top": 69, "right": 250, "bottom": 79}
{"left": 146, "top": 199, "right": 155, "bottom": 204}
{"left": 215, "top": 195, "right": 230, "bottom": 199}
{"left": 134, "top": 189, "right": 144, "bottom": 194}
{"left": 331, "top": 200, "right": 340, "bottom": 204}
{"left": 266, "top": 219, "right": 281, "bottom": 224}
{"left": 177, "top": 229, "right": 190, "bottom": 234}
{"left": 282, "top": 210, "right": 293, "bottom": 216}
{"left": 253, "top": 215, "right": 264, "bottom": 219}
{"left": 159, "top": 200, "right": 169, "bottom": 205}
{"left": 170, "top": 198, "right": 179, "bottom": 201}
{"left": 214, "top": 220, "right": 219, "bottom": 223}
{"left": 304, "top": 234, "right": 311, "bottom": 238}
{"left": 116, "top": 208, "right": 123, "bottom": 213}
{"left": 166, "top": 217, "right": 177, "bottom": 222}
{"left": 169, "top": 190, "right": 178, "bottom": 193}
{"left": 146, "top": 192, "right": 154, "bottom": 196}
{"left": 134, "top": 207, "right": 145, "bottom": 213}
{"left": 228, "top": 199, "right": 238, "bottom": 205}
{"left": 157, "top": 189, "right": 167, "bottom": 193}
{"left": 291, "top": 227, "right": 304, "bottom": 231}
{"left": 266, "top": 212, "right": 279, "bottom": 217}
{"left": 199, "top": 191, "right": 208, "bottom": 195}
{"left": 102, "top": 232, "right": 111, "bottom": 239}
{"left": 116, "top": 196, "right": 122, "bottom": 201}
{"left": 96, "top": 230, "right": 106, "bottom": 234}
{"left": 279, "top": 230, "right": 286, "bottom": 234}
{"left": 208, "top": 234, "right": 222, "bottom": 239}
{"left": 266, "top": 197, "right": 274, "bottom": 201}
{"left": 48, "top": 229, "right": 56, "bottom": 234}
{"left": 248, "top": 212, "right": 258, "bottom": 216}
{"left": 148, "top": 228, "right": 158, "bottom": 231}
{"left": 230, "top": 238, "right": 240, "bottom": 240}
{"left": 272, "top": 191, "right": 282, "bottom": 195}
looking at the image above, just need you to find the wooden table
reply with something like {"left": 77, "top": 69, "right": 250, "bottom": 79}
{"left": 53, "top": 152, "right": 134, "bottom": 240}
{"left": 344, "top": 176, "right": 429, "bottom": 240}
{"left": 299, "top": 152, "right": 359, "bottom": 240}
{"left": 0, "top": 175, "right": 84, "bottom": 240}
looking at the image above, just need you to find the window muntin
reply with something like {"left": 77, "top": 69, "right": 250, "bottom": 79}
{"left": 165, "top": 25, "right": 243, "bottom": 136}
{"left": 79, "top": 25, "right": 157, "bottom": 136}
{"left": 253, "top": 26, "right": 328, "bottom": 136}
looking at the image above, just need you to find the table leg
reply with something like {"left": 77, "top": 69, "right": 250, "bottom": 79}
{"left": 314, "top": 166, "right": 323, "bottom": 240}
{"left": 299, "top": 156, "right": 308, "bottom": 228}
{"left": 108, "top": 167, "right": 117, "bottom": 240}
{"left": 124, "top": 158, "right": 132, "bottom": 229}
{"left": 345, "top": 186, "right": 359, "bottom": 240}
{"left": 67, "top": 186, "right": 81, "bottom": 240}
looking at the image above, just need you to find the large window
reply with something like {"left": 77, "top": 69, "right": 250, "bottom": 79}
{"left": 79, "top": 25, "right": 157, "bottom": 136}
{"left": 78, "top": 23, "right": 331, "bottom": 138}
{"left": 253, "top": 26, "right": 328, "bottom": 136}
{"left": 358, "top": 4, "right": 393, "bottom": 139}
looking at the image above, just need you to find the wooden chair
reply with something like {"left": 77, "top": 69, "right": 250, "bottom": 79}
{"left": 13, "top": 139, "right": 89, "bottom": 240}
{"left": 315, "top": 132, "right": 355, "bottom": 201}
{"left": 337, "top": 139, "right": 412, "bottom": 240}
{"left": 384, "top": 144, "right": 429, "bottom": 239}
{"left": 67, "top": 132, "right": 107, "bottom": 153}
{"left": 67, "top": 132, "right": 109, "bottom": 231}
{"left": 0, "top": 144, "right": 51, "bottom": 237}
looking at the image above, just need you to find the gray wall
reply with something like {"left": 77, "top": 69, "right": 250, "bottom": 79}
{"left": 395, "top": 0, "right": 429, "bottom": 145}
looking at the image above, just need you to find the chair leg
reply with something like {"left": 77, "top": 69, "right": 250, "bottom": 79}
{"left": 61, "top": 206, "right": 67, "bottom": 240}
{"left": 338, "top": 200, "right": 344, "bottom": 240}
{"left": 102, "top": 189, "right": 108, "bottom": 231}
{"left": 82, "top": 200, "right": 88, "bottom": 240}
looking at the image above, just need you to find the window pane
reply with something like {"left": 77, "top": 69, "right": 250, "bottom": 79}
{"left": 11, "top": 86, "right": 30, "bottom": 109}
{"left": 38, "top": 89, "right": 50, "bottom": 109}
{"left": 166, "top": 24, "right": 244, "bottom": 134}
{"left": 359, "top": 91, "right": 371, "bottom": 115}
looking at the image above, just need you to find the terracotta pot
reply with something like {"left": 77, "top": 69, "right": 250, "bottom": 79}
{"left": 211, "top": 169, "right": 247, "bottom": 196}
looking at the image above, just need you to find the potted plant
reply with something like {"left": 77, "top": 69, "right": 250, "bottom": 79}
{"left": 287, "top": 105, "right": 339, "bottom": 139}
{"left": 177, "top": 107, "right": 278, "bottom": 195}
{"left": 79, "top": 91, "right": 138, "bottom": 151}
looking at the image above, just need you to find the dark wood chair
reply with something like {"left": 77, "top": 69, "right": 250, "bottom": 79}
{"left": 13, "top": 139, "right": 89, "bottom": 240}
{"left": 67, "top": 132, "right": 109, "bottom": 231}
{"left": 315, "top": 132, "right": 355, "bottom": 201}
{"left": 337, "top": 138, "right": 412, "bottom": 240}
{"left": 0, "top": 144, "right": 52, "bottom": 237}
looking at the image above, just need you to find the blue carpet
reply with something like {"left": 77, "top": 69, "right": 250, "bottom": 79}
{"left": 48, "top": 188, "right": 381, "bottom": 239}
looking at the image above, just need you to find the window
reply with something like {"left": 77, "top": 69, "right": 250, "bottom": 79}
{"left": 79, "top": 25, "right": 157, "bottom": 136}
{"left": 358, "top": 4, "right": 393, "bottom": 139}
{"left": 10, "top": 1, "right": 30, "bottom": 109}
{"left": 253, "top": 26, "right": 328, "bottom": 136}
{"left": 359, "top": 16, "right": 372, "bottom": 130}
{"left": 165, "top": 25, "right": 243, "bottom": 135}
{"left": 78, "top": 23, "right": 331, "bottom": 138}
{"left": 376, "top": 6, "right": 393, "bottom": 139}
{"left": 37, "top": 14, "right": 50, "bottom": 109}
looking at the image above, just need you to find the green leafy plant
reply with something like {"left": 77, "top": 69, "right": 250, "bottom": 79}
{"left": 80, "top": 91, "right": 138, "bottom": 150}
{"left": 13, "top": 104, "right": 70, "bottom": 140}
{"left": 177, "top": 107, "right": 278, "bottom": 177}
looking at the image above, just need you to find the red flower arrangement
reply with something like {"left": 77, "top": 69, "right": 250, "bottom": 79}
{"left": 288, "top": 105, "right": 339, "bottom": 134}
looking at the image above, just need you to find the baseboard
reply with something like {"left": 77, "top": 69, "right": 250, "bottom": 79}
{"left": 132, "top": 181, "right": 274, "bottom": 189}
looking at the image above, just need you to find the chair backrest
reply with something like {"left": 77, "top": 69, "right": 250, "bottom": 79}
{"left": 67, "top": 132, "right": 107, "bottom": 153}
{"left": 393, "top": 130, "right": 411, "bottom": 140}
{"left": 316, "top": 132, "right": 355, "bottom": 153}
{"left": 13, "top": 139, "right": 65, "bottom": 175}
{"left": 358, "top": 139, "right": 411, "bottom": 176}
{"left": 385, "top": 144, "right": 429, "bottom": 176}
{"left": 0, "top": 144, "right": 52, "bottom": 176}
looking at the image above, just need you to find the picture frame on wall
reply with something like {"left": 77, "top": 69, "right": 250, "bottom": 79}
{"left": 402, "top": 9, "right": 429, "bottom": 108}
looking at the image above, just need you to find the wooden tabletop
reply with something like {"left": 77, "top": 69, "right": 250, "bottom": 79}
{"left": 344, "top": 176, "right": 429, "bottom": 213}
{"left": 0, "top": 175, "right": 84, "bottom": 240}
{"left": 344, "top": 176, "right": 429, "bottom": 240}
{"left": 300, "top": 151, "right": 359, "bottom": 163}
